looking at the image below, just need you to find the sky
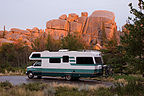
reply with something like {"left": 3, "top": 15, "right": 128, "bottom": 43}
{"left": 0, "top": 0, "right": 138, "bottom": 31}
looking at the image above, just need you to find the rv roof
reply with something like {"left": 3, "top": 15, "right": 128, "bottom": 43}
{"left": 41, "top": 50, "right": 100, "bottom": 53}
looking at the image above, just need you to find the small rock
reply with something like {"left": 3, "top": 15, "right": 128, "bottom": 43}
{"left": 81, "top": 12, "right": 88, "bottom": 17}
{"left": 67, "top": 13, "right": 79, "bottom": 22}
{"left": 59, "top": 14, "right": 67, "bottom": 20}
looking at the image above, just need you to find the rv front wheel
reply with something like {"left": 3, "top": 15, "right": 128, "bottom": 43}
{"left": 28, "top": 72, "right": 34, "bottom": 79}
{"left": 65, "top": 75, "right": 72, "bottom": 81}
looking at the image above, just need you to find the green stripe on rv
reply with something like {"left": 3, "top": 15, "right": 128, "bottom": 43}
{"left": 31, "top": 57, "right": 75, "bottom": 59}
{"left": 27, "top": 68, "right": 101, "bottom": 73}
{"left": 69, "top": 60, "right": 75, "bottom": 62}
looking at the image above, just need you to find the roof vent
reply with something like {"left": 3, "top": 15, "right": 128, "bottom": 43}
{"left": 59, "top": 49, "right": 69, "bottom": 52}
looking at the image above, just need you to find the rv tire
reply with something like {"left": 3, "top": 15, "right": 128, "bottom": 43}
{"left": 28, "top": 72, "right": 34, "bottom": 79}
{"left": 65, "top": 75, "right": 72, "bottom": 81}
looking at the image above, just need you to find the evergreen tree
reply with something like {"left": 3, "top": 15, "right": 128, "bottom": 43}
{"left": 0, "top": 42, "right": 31, "bottom": 73}
{"left": 31, "top": 36, "right": 46, "bottom": 51}
{"left": 101, "top": 22, "right": 107, "bottom": 47}
{"left": 46, "top": 34, "right": 61, "bottom": 51}
{"left": 120, "top": 1, "right": 144, "bottom": 74}
{"left": 3, "top": 25, "right": 6, "bottom": 38}
{"left": 61, "top": 34, "right": 85, "bottom": 51}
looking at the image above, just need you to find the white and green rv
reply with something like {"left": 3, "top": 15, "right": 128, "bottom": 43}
{"left": 26, "top": 49, "right": 104, "bottom": 80}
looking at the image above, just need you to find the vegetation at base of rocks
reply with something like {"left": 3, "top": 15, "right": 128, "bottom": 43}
{"left": 0, "top": 79, "right": 144, "bottom": 96}
{"left": 0, "top": 42, "right": 31, "bottom": 74}
{"left": 46, "top": 34, "right": 61, "bottom": 51}
{"left": 31, "top": 35, "right": 47, "bottom": 51}
{"left": 32, "top": 33, "right": 86, "bottom": 51}
{"left": 61, "top": 34, "right": 86, "bottom": 51}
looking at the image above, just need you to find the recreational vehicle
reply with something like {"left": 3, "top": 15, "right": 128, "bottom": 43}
{"left": 26, "top": 49, "right": 104, "bottom": 80}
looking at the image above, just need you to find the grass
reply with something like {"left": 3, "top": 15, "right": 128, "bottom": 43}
{"left": 0, "top": 78, "right": 144, "bottom": 96}
{"left": 113, "top": 74, "right": 144, "bottom": 81}
{"left": 92, "top": 74, "right": 144, "bottom": 82}
{"left": 0, "top": 69, "right": 25, "bottom": 76}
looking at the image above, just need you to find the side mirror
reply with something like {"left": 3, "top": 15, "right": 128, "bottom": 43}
{"left": 33, "top": 64, "right": 36, "bottom": 66}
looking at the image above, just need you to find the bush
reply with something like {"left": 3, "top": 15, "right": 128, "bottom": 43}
{"left": 94, "top": 87, "right": 113, "bottom": 96}
{"left": 113, "top": 75, "right": 144, "bottom": 82}
{"left": 0, "top": 81, "right": 13, "bottom": 89}
{"left": 112, "top": 80, "right": 144, "bottom": 96}
{"left": 56, "top": 87, "right": 89, "bottom": 96}
{"left": 43, "top": 86, "right": 56, "bottom": 96}
{"left": 22, "top": 82, "right": 46, "bottom": 91}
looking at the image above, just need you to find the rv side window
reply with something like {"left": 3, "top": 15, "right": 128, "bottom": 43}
{"left": 76, "top": 57, "right": 94, "bottom": 64}
{"left": 63, "top": 56, "right": 69, "bottom": 62}
{"left": 31, "top": 54, "right": 41, "bottom": 58}
{"left": 95, "top": 57, "right": 102, "bottom": 64}
{"left": 49, "top": 58, "right": 61, "bottom": 63}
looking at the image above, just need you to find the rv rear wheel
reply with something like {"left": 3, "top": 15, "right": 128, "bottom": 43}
{"left": 28, "top": 72, "right": 34, "bottom": 79}
{"left": 65, "top": 75, "right": 72, "bottom": 81}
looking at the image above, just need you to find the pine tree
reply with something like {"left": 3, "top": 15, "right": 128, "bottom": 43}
{"left": 61, "top": 34, "right": 85, "bottom": 51}
{"left": 46, "top": 34, "right": 61, "bottom": 51}
{"left": 101, "top": 22, "right": 107, "bottom": 47}
{"left": 31, "top": 36, "right": 46, "bottom": 51}
{"left": 121, "top": 0, "right": 144, "bottom": 75}
{"left": 3, "top": 25, "right": 6, "bottom": 38}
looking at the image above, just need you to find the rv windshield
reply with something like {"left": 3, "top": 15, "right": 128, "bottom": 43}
{"left": 95, "top": 57, "right": 102, "bottom": 64}
{"left": 33, "top": 61, "right": 41, "bottom": 66}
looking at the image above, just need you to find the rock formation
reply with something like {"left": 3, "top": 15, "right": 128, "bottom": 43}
{"left": 0, "top": 27, "right": 45, "bottom": 47}
{"left": 0, "top": 10, "right": 120, "bottom": 49}
{"left": 46, "top": 10, "right": 119, "bottom": 48}
{"left": 0, "top": 38, "right": 14, "bottom": 46}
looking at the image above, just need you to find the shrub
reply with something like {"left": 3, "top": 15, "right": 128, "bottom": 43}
{"left": 0, "top": 81, "right": 13, "bottom": 89}
{"left": 78, "top": 84, "right": 89, "bottom": 91}
{"left": 22, "top": 82, "right": 46, "bottom": 91}
{"left": 112, "top": 80, "right": 144, "bottom": 96}
{"left": 113, "top": 75, "right": 144, "bottom": 82}
{"left": 94, "top": 87, "right": 113, "bottom": 96}
{"left": 55, "top": 86, "right": 89, "bottom": 96}
{"left": 43, "top": 85, "right": 56, "bottom": 96}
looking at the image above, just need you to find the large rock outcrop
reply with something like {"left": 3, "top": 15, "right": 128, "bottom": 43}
{"left": 0, "top": 10, "right": 120, "bottom": 49}
{"left": 83, "top": 10, "right": 118, "bottom": 45}
{"left": 46, "top": 10, "right": 119, "bottom": 48}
